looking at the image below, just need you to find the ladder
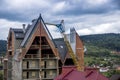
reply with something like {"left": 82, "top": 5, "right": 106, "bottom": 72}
{"left": 63, "top": 33, "right": 81, "bottom": 71}
{"left": 46, "top": 21, "right": 82, "bottom": 71}
{"left": 55, "top": 20, "right": 81, "bottom": 71}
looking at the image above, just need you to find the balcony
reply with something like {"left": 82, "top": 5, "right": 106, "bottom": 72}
{"left": 41, "top": 54, "right": 57, "bottom": 59}
{"left": 22, "top": 68, "right": 40, "bottom": 71}
{"left": 30, "top": 45, "right": 40, "bottom": 49}
{"left": 22, "top": 71, "right": 39, "bottom": 80}
{"left": 23, "top": 79, "right": 40, "bottom": 80}
{"left": 41, "top": 67, "right": 57, "bottom": 70}
{"left": 24, "top": 54, "right": 40, "bottom": 59}
{"left": 22, "top": 65, "right": 40, "bottom": 70}
{"left": 22, "top": 60, "right": 39, "bottom": 70}
{"left": 41, "top": 72, "right": 57, "bottom": 80}
{"left": 40, "top": 60, "right": 57, "bottom": 69}
{"left": 41, "top": 45, "right": 50, "bottom": 50}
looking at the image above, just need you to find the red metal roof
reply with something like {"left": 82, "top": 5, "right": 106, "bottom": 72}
{"left": 84, "top": 67, "right": 109, "bottom": 80}
{"left": 54, "top": 66, "right": 109, "bottom": 80}
{"left": 54, "top": 66, "right": 85, "bottom": 80}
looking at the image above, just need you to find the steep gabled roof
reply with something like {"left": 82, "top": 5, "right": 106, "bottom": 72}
{"left": 20, "top": 18, "right": 38, "bottom": 47}
{"left": 18, "top": 15, "right": 60, "bottom": 60}
{"left": 20, "top": 15, "right": 55, "bottom": 48}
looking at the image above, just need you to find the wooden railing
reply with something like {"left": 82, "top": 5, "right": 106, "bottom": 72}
{"left": 24, "top": 54, "right": 40, "bottom": 58}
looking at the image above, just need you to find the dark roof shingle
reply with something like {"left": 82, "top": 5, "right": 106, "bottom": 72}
{"left": 54, "top": 38, "right": 68, "bottom": 62}
{"left": 20, "top": 20, "right": 37, "bottom": 47}
{"left": 12, "top": 28, "right": 24, "bottom": 39}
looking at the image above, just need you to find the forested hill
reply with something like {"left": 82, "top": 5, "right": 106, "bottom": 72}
{"left": 0, "top": 40, "right": 7, "bottom": 56}
{"left": 0, "top": 33, "right": 120, "bottom": 56}
{"left": 80, "top": 33, "right": 120, "bottom": 57}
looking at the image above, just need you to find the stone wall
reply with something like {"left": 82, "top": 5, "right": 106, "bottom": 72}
{"left": 12, "top": 60, "right": 22, "bottom": 80}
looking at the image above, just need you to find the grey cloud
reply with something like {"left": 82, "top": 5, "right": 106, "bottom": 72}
{"left": 0, "top": 0, "right": 120, "bottom": 40}
{"left": 0, "top": 11, "right": 26, "bottom": 22}
{"left": 54, "top": 0, "right": 119, "bottom": 16}
{"left": 0, "top": 0, "right": 120, "bottom": 22}
{"left": 111, "top": 0, "right": 120, "bottom": 9}
{"left": 0, "top": 0, "right": 51, "bottom": 21}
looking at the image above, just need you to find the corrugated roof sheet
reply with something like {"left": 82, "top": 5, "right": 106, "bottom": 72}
{"left": 55, "top": 66, "right": 109, "bottom": 80}
{"left": 84, "top": 67, "right": 109, "bottom": 80}
{"left": 64, "top": 70, "right": 86, "bottom": 80}
{"left": 54, "top": 66, "right": 86, "bottom": 80}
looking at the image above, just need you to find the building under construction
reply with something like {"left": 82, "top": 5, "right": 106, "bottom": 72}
{"left": 3, "top": 15, "right": 84, "bottom": 80}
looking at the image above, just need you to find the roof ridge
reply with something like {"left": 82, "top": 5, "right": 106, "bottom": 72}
{"left": 20, "top": 14, "right": 41, "bottom": 47}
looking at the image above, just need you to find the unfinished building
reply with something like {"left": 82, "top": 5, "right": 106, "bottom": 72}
{"left": 3, "top": 15, "right": 84, "bottom": 80}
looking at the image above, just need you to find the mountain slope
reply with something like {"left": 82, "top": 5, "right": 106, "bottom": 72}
{"left": 0, "top": 33, "right": 120, "bottom": 56}
{"left": 80, "top": 33, "right": 120, "bottom": 57}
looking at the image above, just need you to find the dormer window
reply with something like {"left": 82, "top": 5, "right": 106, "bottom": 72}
{"left": 60, "top": 45, "right": 63, "bottom": 48}
{"left": 16, "top": 34, "right": 19, "bottom": 37}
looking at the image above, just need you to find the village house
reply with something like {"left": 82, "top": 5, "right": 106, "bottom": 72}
{"left": 3, "top": 15, "right": 84, "bottom": 80}
{"left": 3, "top": 14, "right": 109, "bottom": 80}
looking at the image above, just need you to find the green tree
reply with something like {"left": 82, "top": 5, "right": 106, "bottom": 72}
{"left": 0, "top": 71, "right": 3, "bottom": 80}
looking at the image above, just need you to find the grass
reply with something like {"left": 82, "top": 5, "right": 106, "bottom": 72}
{"left": 84, "top": 56, "right": 94, "bottom": 63}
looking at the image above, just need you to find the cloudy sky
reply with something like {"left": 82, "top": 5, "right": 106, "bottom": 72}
{"left": 0, "top": 0, "right": 120, "bottom": 40}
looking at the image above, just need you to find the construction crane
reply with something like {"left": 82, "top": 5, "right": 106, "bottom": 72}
{"left": 46, "top": 21, "right": 82, "bottom": 71}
